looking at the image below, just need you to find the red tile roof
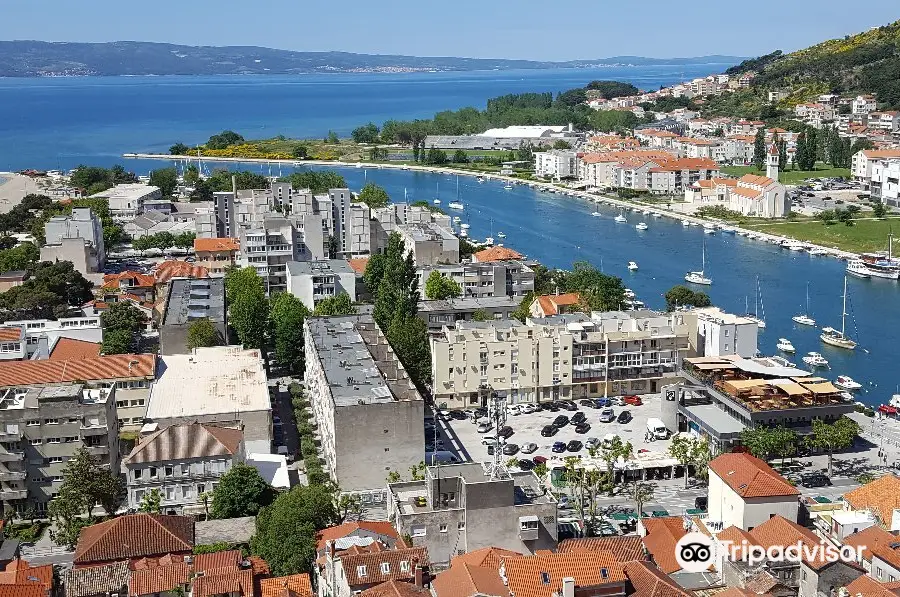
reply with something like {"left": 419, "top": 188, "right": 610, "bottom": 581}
{"left": 533, "top": 293, "right": 580, "bottom": 317}
{"left": 747, "top": 516, "right": 840, "bottom": 570}
{"left": 739, "top": 174, "right": 777, "bottom": 188}
{"left": 0, "top": 560, "right": 53, "bottom": 592}
{"left": 451, "top": 547, "right": 522, "bottom": 570}
{"left": 194, "top": 550, "right": 242, "bottom": 573}
{"left": 845, "top": 575, "right": 900, "bottom": 597}
{"left": 360, "top": 581, "right": 431, "bottom": 597}
{"left": 316, "top": 522, "right": 402, "bottom": 551}
{"left": 348, "top": 258, "right": 370, "bottom": 275}
{"left": 843, "top": 526, "right": 897, "bottom": 562}
{"left": 433, "top": 563, "right": 507, "bottom": 597}
{"left": 0, "top": 353, "right": 156, "bottom": 389}
{"left": 708, "top": 453, "right": 799, "bottom": 499}
{"left": 640, "top": 517, "right": 688, "bottom": 574}
{"left": 103, "top": 271, "right": 156, "bottom": 290}
{"left": 0, "top": 328, "right": 23, "bottom": 343}
{"left": 194, "top": 238, "right": 239, "bottom": 253}
{"left": 192, "top": 569, "right": 254, "bottom": 597}
{"left": 622, "top": 561, "right": 692, "bottom": 597}
{"left": 473, "top": 247, "right": 524, "bottom": 263}
{"left": 259, "top": 574, "right": 314, "bottom": 597}
{"left": 0, "top": 586, "right": 45, "bottom": 597}
{"left": 844, "top": 475, "right": 900, "bottom": 525}
{"left": 153, "top": 260, "right": 209, "bottom": 283}
{"left": 128, "top": 562, "right": 191, "bottom": 596}
{"left": 73, "top": 514, "right": 194, "bottom": 565}
{"left": 502, "top": 551, "right": 626, "bottom": 597}
{"left": 557, "top": 537, "right": 647, "bottom": 563}
{"left": 340, "top": 547, "right": 428, "bottom": 586}
{"left": 48, "top": 338, "right": 102, "bottom": 361}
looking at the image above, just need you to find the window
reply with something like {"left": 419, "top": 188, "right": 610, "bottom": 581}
{"left": 65, "top": 436, "right": 78, "bottom": 443}
{"left": 399, "top": 561, "right": 410, "bottom": 573}
{"left": 181, "top": 464, "right": 190, "bottom": 476}
{"left": 357, "top": 565, "right": 367, "bottom": 578}
{"left": 43, "top": 418, "right": 59, "bottom": 425}
{"left": 411, "top": 525, "right": 426, "bottom": 537}
{"left": 149, "top": 467, "right": 158, "bottom": 478}
{"left": 67, "top": 417, "right": 78, "bottom": 424}
{"left": 26, "top": 420, "right": 39, "bottom": 427}
{"left": 46, "top": 437, "right": 60, "bottom": 444}
{"left": 197, "top": 484, "right": 206, "bottom": 494}
{"left": 458, "top": 521, "right": 466, "bottom": 530}
{"left": 49, "top": 456, "right": 63, "bottom": 464}
{"left": 601, "top": 568, "right": 609, "bottom": 579}
{"left": 439, "top": 524, "right": 448, "bottom": 533}
{"left": 380, "top": 562, "right": 391, "bottom": 574}
{"left": 134, "top": 469, "right": 143, "bottom": 479}
{"left": 29, "top": 438, "right": 41, "bottom": 446}
{"left": 541, "top": 572, "right": 551, "bottom": 585}
{"left": 165, "top": 466, "right": 174, "bottom": 477}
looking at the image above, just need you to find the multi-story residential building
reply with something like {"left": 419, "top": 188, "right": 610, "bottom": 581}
{"left": 303, "top": 315, "right": 425, "bottom": 501}
{"left": 672, "top": 137, "right": 721, "bottom": 160}
{"left": 40, "top": 207, "right": 106, "bottom": 275}
{"left": 647, "top": 158, "right": 720, "bottom": 193}
{"left": 90, "top": 184, "right": 162, "bottom": 219}
{"left": 430, "top": 310, "right": 690, "bottom": 410}
{"left": 533, "top": 150, "right": 577, "bottom": 179}
{"left": 415, "top": 261, "right": 534, "bottom": 300}
{"left": 286, "top": 260, "right": 357, "bottom": 310}
{"left": 72, "top": 513, "right": 195, "bottom": 567}
{"left": 686, "top": 307, "right": 759, "bottom": 358}
{"left": 794, "top": 103, "right": 836, "bottom": 128}
{"left": 870, "top": 158, "right": 900, "bottom": 208}
{"left": 193, "top": 238, "right": 239, "bottom": 275}
{"left": 331, "top": 189, "right": 372, "bottom": 258}
{"left": 159, "top": 278, "right": 226, "bottom": 355}
{"left": 388, "top": 463, "right": 557, "bottom": 566}
{"left": 316, "top": 540, "right": 429, "bottom": 597}
{"left": 417, "top": 296, "right": 520, "bottom": 334}
{"left": 707, "top": 452, "right": 800, "bottom": 530}
{"left": 851, "top": 149, "right": 900, "bottom": 188}
{"left": 868, "top": 111, "right": 900, "bottom": 132}
{"left": 145, "top": 346, "right": 271, "bottom": 454}
{"left": 396, "top": 223, "right": 459, "bottom": 267}
{"left": 123, "top": 422, "right": 244, "bottom": 515}
{"left": 238, "top": 217, "right": 302, "bottom": 295}
{"left": 852, "top": 95, "right": 878, "bottom": 115}
{"left": 0, "top": 384, "right": 119, "bottom": 515}
{"left": 0, "top": 316, "right": 102, "bottom": 360}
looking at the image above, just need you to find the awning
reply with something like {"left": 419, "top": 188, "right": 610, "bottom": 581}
{"left": 694, "top": 363, "right": 734, "bottom": 370}
{"left": 802, "top": 381, "right": 840, "bottom": 394}
{"left": 724, "top": 379, "right": 770, "bottom": 390}
{"left": 774, "top": 382, "right": 809, "bottom": 396}
{"left": 879, "top": 405, "right": 897, "bottom": 414}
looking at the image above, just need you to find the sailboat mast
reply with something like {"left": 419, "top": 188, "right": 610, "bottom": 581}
{"left": 702, "top": 239, "right": 706, "bottom": 273}
{"left": 841, "top": 276, "right": 848, "bottom": 336}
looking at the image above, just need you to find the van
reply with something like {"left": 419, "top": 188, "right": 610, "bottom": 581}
{"left": 646, "top": 418, "right": 669, "bottom": 440}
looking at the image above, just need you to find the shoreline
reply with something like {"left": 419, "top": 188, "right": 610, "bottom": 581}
{"left": 0, "top": 172, "right": 40, "bottom": 215}
{"left": 124, "top": 152, "right": 860, "bottom": 261}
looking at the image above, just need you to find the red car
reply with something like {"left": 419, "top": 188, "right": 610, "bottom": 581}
{"left": 623, "top": 395, "right": 643, "bottom": 406}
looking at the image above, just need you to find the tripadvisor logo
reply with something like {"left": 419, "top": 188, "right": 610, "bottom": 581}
{"left": 675, "top": 533, "right": 716, "bottom": 572}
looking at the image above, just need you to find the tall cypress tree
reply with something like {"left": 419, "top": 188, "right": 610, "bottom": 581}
{"left": 753, "top": 128, "right": 767, "bottom": 171}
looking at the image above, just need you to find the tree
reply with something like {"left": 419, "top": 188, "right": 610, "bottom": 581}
{"left": 0, "top": 261, "right": 93, "bottom": 322}
{"left": 351, "top": 123, "right": 380, "bottom": 144}
{"left": 423, "top": 147, "right": 448, "bottom": 165}
{"left": 386, "top": 470, "right": 402, "bottom": 483}
{"left": 250, "top": 484, "right": 339, "bottom": 576}
{"left": 472, "top": 309, "right": 489, "bottom": 322}
{"left": 740, "top": 426, "right": 778, "bottom": 461}
{"left": 149, "top": 167, "right": 178, "bottom": 197}
{"left": 0, "top": 242, "right": 39, "bottom": 273}
{"left": 207, "top": 130, "right": 244, "bottom": 150}
{"left": 753, "top": 128, "right": 767, "bottom": 171}
{"left": 206, "top": 170, "right": 268, "bottom": 193}
{"left": 191, "top": 179, "right": 214, "bottom": 202}
{"left": 269, "top": 292, "right": 310, "bottom": 374}
{"left": 599, "top": 436, "right": 632, "bottom": 495}
{"left": 772, "top": 426, "right": 798, "bottom": 466}
{"left": 668, "top": 435, "right": 710, "bottom": 488}
{"left": 664, "top": 285, "right": 711, "bottom": 310}
{"left": 211, "top": 463, "right": 275, "bottom": 519}
{"left": 101, "top": 329, "right": 134, "bottom": 355}
{"left": 560, "top": 261, "right": 626, "bottom": 311}
{"left": 424, "top": 270, "right": 461, "bottom": 300}
{"left": 552, "top": 140, "right": 572, "bottom": 150}
{"left": 225, "top": 267, "right": 270, "bottom": 350}
{"left": 101, "top": 301, "right": 146, "bottom": 335}
{"left": 452, "top": 150, "right": 469, "bottom": 164}
{"left": 335, "top": 493, "right": 363, "bottom": 523}
{"left": 282, "top": 170, "right": 347, "bottom": 194}
{"left": 312, "top": 293, "right": 355, "bottom": 316}
{"left": 357, "top": 183, "right": 390, "bottom": 209}
{"left": 630, "top": 481, "right": 654, "bottom": 521}
{"left": 138, "top": 489, "right": 162, "bottom": 513}
{"left": 170, "top": 143, "right": 190, "bottom": 155}
{"left": 873, "top": 202, "right": 888, "bottom": 218}
{"left": 555, "top": 89, "right": 587, "bottom": 107}
{"left": 806, "top": 417, "right": 859, "bottom": 477}
{"left": 778, "top": 138, "right": 788, "bottom": 171}
{"left": 585, "top": 81, "right": 639, "bottom": 99}
{"left": 187, "top": 318, "right": 222, "bottom": 350}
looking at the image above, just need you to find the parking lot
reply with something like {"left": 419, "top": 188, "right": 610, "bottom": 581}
{"left": 427, "top": 393, "right": 675, "bottom": 472}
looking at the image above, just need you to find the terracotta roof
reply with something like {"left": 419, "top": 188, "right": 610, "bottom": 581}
{"left": 360, "top": 581, "right": 431, "bottom": 597}
{"left": 73, "top": 514, "right": 194, "bottom": 565}
{"left": 348, "top": 258, "right": 370, "bottom": 275}
{"left": 0, "top": 328, "right": 23, "bottom": 343}
{"left": 748, "top": 516, "right": 830, "bottom": 569}
{"left": 124, "top": 423, "right": 243, "bottom": 465}
{"left": 192, "top": 569, "right": 254, "bottom": 597}
{"left": 103, "top": 271, "right": 156, "bottom": 290}
{"left": 0, "top": 560, "right": 53, "bottom": 591}
{"left": 0, "top": 353, "right": 156, "bottom": 389}
{"left": 845, "top": 575, "right": 900, "bottom": 597}
{"left": 744, "top": 570, "right": 781, "bottom": 594}
{"left": 316, "top": 522, "right": 402, "bottom": 551}
{"left": 638, "top": 129, "right": 679, "bottom": 138}
{"left": 708, "top": 453, "right": 799, "bottom": 499}
{"left": 716, "top": 589, "right": 772, "bottom": 597}
{"left": 64, "top": 562, "right": 130, "bottom": 597}
{"left": 128, "top": 563, "right": 190, "bottom": 596}
{"left": 248, "top": 556, "right": 270, "bottom": 577}
{"left": 844, "top": 475, "right": 900, "bottom": 524}
{"left": 739, "top": 174, "right": 777, "bottom": 188}
{"left": 473, "top": 247, "right": 524, "bottom": 263}
{"left": 843, "top": 526, "right": 896, "bottom": 562}
{"left": 861, "top": 149, "right": 900, "bottom": 159}
{"left": 433, "top": 563, "right": 507, "bottom": 597}
{"left": 557, "top": 537, "right": 647, "bottom": 563}
{"left": 451, "top": 547, "right": 522, "bottom": 570}
{"left": 715, "top": 525, "right": 758, "bottom": 558}
{"left": 153, "top": 260, "right": 209, "bottom": 283}
{"left": 48, "top": 338, "right": 102, "bottom": 361}
{"left": 0, "top": 587, "right": 45, "bottom": 597}
{"left": 732, "top": 186, "right": 764, "bottom": 200}
{"left": 502, "top": 551, "right": 626, "bottom": 597}
{"left": 341, "top": 548, "right": 428, "bottom": 587}
{"left": 640, "top": 517, "right": 688, "bottom": 574}
{"left": 533, "top": 293, "right": 581, "bottom": 316}
{"left": 194, "top": 550, "right": 243, "bottom": 573}
{"left": 194, "top": 238, "right": 239, "bottom": 253}
{"left": 622, "top": 561, "right": 692, "bottom": 597}
{"left": 259, "top": 574, "right": 314, "bottom": 597}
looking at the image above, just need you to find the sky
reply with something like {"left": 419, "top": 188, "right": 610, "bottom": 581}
{"left": 3, "top": 1, "right": 899, "bottom": 61}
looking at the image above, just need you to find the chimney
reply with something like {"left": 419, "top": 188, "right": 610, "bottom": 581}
{"left": 413, "top": 557, "right": 424, "bottom": 588}
{"left": 562, "top": 577, "right": 575, "bottom": 597}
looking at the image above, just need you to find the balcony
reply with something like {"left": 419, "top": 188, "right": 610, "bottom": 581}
{"left": 0, "top": 447, "right": 24, "bottom": 462}
{"left": 0, "top": 489, "right": 27, "bottom": 501}
{"left": 84, "top": 445, "right": 109, "bottom": 456}
{"left": 80, "top": 424, "right": 108, "bottom": 437}
{"left": 0, "top": 428, "right": 22, "bottom": 441}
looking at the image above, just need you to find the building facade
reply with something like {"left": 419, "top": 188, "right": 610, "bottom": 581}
{"left": 415, "top": 262, "right": 534, "bottom": 300}
{"left": 41, "top": 208, "right": 106, "bottom": 275}
{"left": 286, "top": 260, "right": 357, "bottom": 310}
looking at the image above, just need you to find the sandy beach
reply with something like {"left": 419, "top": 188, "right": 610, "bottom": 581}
{"left": 0, "top": 172, "right": 39, "bottom": 214}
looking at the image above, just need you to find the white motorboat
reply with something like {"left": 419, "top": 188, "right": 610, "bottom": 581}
{"left": 808, "top": 247, "right": 829, "bottom": 256}
{"left": 802, "top": 352, "right": 830, "bottom": 368}
{"left": 690, "top": 221, "right": 700, "bottom": 227}
{"left": 685, "top": 238, "right": 712, "bottom": 285}
{"left": 615, "top": 214, "right": 627, "bottom": 223}
{"left": 652, "top": 213, "right": 661, "bottom": 218}
{"left": 846, "top": 260, "right": 871, "bottom": 279}
{"left": 721, "top": 226, "right": 736, "bottom": 234}
{"left": 453, "top": 216, "right": 461, "bottom": 223}
{"left": 628, "top": 261, "right": 639, "bottom": 271}
{"left": 635, "top": 222, "right": 649, "bottom": 231}
{"left": 459, "top": 229, "right": 468, "bottom": 238}
{"left": 682, "top": 220, "right": 691, "bottom": 227}
{"left": 433, "top": 199, "right": 441, "bottom": 205}
{"left": 860, "top": 238, "right": 900, "bottom": 279}
{"left": 591, "top": 212, "right": 602, "bottom": 217}
{"left": 504, "top": 183, "right": 513, "bottom": 190}
{"left": 820, "top": 277, "right": 857, "bottom": 350}
{"left": 642, "top": 210, "right": 651, "bottom": 216}
{"left": 483, "top": 236, "right": 495, "bottom": 245}
{"left": 448, "top": 201, "right": 464, "bottom": 210}
{"left": 890, "top": 394, "right": 900, "bottom": 409}
{"left": 776, "top": 338, "right": 796, "bottom": 353}
{"left": 704, "top": 227, "right": 716, "bottom": 235}
{"left": 834, "top": 375, "right": 862, "bottom": 391}
{"left": 631, "top": 207, "right": 640, "bottom": 213}
{"left": 355, "top": 163, "right": 363, "bottom": 168}
{"left": 624, "top": 288, "right": 636, "bottom": 299}
{"left": 785, "top": 242, "right": 806, "bottom": 251}
{"left": 793, "top": 283, "right": 816, "bottom": 327}
{"left": 497, "top": 232, "right": 506, "bottom": 239}
{"left": 460, "top": 223, "right": 470, "bottom": 229}
{"left": 476, "top": 177, "right": 485, "bottom": 183}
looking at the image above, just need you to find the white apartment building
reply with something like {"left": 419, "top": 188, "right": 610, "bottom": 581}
{"left": 41, "top": 207, "right": 106, "bottom": 275}
{"left": 397, "top": 222, "right": 459, "bottom": 266}
{"left": 303, "top": 315, "right": 425, "bottom": 500}
{"left": 534, "top": 150, "right": 577, "bottom": 179}
{"left": 238, "top": 217, "right": 302, "bottom": 295}
{"left": 416, "top": 261, "right": 534, "bottom": 299}
{"left": 430, "top": 311, "right": 690, "bottom": 409}
{"left": 851, "top": 148, "right": 900, "bottom": 188}
{"left": 330, "top": 188, "right": 372, "bottom": 258}
{"left": 707, "top": 452, "right": 799, "bottom": 531}
{"left": 687, "top": 307, "right": 759, "bottom": 358}
{"left": 852, "top": 95, "right": 877, "bottom": 115}
{"left": 868, "top": 111, "right": 900, "bottom": 132}
{"left": 90, "top": 184, "right": 162, "bottom": 219}
{"left": 870, "top": 158, "right": 900, "bottom": 208}
{"left": 286, "top": 260, "right": 357, "bottom": 310}
{"left": 0, "top": 316, "right": 102, "bottom": 359}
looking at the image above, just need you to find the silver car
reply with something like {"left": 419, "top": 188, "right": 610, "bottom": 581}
{"left": 599, "top": 408, "right": 615, "bottom": 423}
{"left": 520, "top": 442, "right": 538, "bottom": 454}
{"left": 585, "top": 437, "right": 601, "bottom": 450}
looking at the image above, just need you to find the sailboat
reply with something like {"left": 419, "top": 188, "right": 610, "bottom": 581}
{"left": 793, "top": 283, "right": 816, "bottom": 326}
{"left": 484, "top": 218, "right": 495, "bottom": 246}
{"left": 614, "top": 211, "right": 627, "bottom": 223}
{"left": 820, "top": 276, "right": 857, "bottom": 350}
{"left": 745, "top": 276, "right": 766, "bottom": 329}
{"left": 685, "top": 238, "right": 712, "bottom": 285}
{"left": 447, "top": 176, "right": 464, "bottom": 210}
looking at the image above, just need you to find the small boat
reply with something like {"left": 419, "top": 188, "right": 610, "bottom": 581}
{"left": 820, "top": 277, "right": 857, "bottom": 350}
{"left": 690, "top": 222, "right": 700, "bottom": 227}
{"left": 453, "top": 216, "right": 461, "bottom": 222}
{"left": 433, "top": 199, "right": 441, "bottom": 205}
{"left": 631, "top": 207, "right": 640, "bottom": 213}
{"left": 745, "top": 277, "right": 766, "bottom": 329}
{"left": 890, "top": 394, "right": 900, "bottom": 409}
{"left": 776, "top": 338, "right": 796, "bottom": 353}
{"left": 615, "top": 214, "right": 627, "bottom": 223}
{"left": 460, "top": 223, "right": 470, "bottom": 229}
{"left": 793, "top": 283, "right": 816, "bottom": 326}
{"left": 401, "top": 165, "right": 410, "bottom": 170}
{"left": 846, "top": 260, "right": 871, "bottom": 279}
{"left": 834, "top": 376, "right": 862, "bottom": 391}
{"left": 808, "top": 247, "right": 829, "bottom": 256}
{"left": 786, "top": 243, "right": 806, "bottom": 252}
{"left": 721, "top": 226, "right": 736, "bottom": 234}
{"left": 484, "top": 236, "right": 495, "bottom": 245}
{"left": 504, "top": 183, "right": 513, "bottom": 190}
{"left": 624, "top": 288, "right": 636, "bottom": 299}
{"left": 448, "top": 201, "right": 464, "bottom": 210}
{"left": 591, "top": 212, "right": 602, "bottom": 217}
{"left": 476, "top": 177, "right": 485, "bottom": 183}
{"left": 642, "top": 210, "right": 651, "bottom": 216}
{"left": 682, "top": 220, "right": 690, "bottom": 227}
{"left": 497, "top": 232, "right": 506, "bottom": 239}
{"left": 685, "top": 238, "right": 712, "bottom": 285}
{"left": 704, "top": 227, "right": 716, "bottom": 235}
{"left": 652, "top": 212, "right": 661, "bottom": 218}
{"left": 627, "top": 261, "right": 639, "bottom": 271}
{"left": 459, "top": 229, "right": 468, "bottom": 238}
{"left": 355, "top": 163, "right": 363, "bottom": 169}
{"left": 802, "top": 352, "right": 830, "bottom": 368}
{"left": 635, "top": 222, "right": 649, "bottom": 231}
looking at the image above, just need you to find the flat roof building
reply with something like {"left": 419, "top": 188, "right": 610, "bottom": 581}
{"left": 417, "top": 296, "right": 520, "bottom": 334}
{"left": 396, "top": 223, "right": 459, "bottom": 267}
{"left": 159, "top": 278, "right": 226, "bottom": 356}
{"left": 286, "top": 260, "right": 357, "bottom": 311}
{"left": 90, "top": 184, "right": 162, "bottom": 219}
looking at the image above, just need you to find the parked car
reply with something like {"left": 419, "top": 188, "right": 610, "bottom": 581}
{"left": 574, "top": 423, "right": 591, "bottom": 434}
{"left": 521, "top": 403, "right": 538, "bottom": 414}
{"left": 507, "top": 404, "right": 522, "bottom": 416}
{"left": 533, "top": 455, "right": 548, "bottom": 465}
{"left": 594, "top": 398, "right": 611, "bottom": 408}
{"left": 541, "top": 425, "right": 558, "bottom": 437}
{"left": 579, "top": 399, "right": 597, "bottom": 408}
{"left": 498, "top": 425, "right": 514, "bottom": 439}
{"left": 543, "top": 402, "right": 560, "bottom": 412}
{"left": 518, "top": 459, "right": 535, "bottom": 471}
{"left": 481, "top": 435, "right": 497, "bottom": 445}
{"left": 558, "top": 495, "right": 571, "bottom": 509}
{"left": 571, "top": 412, "right": 587, "bottom": 424}
{"left": 552, "top": 415, "right": 570, "bottom": 428}
{"left": 477, "top": 423, "right": 493, "bottom": 433}
{"left": 503, "top": 443, "right": 520, "bottom": 456}
{"left": 800, "top": 473, "right": 831, "bottom": 488}
{"left": 449, "top": 411, "right": 467, "bottom": 420}
{"left": 561, "top": 401, "right": 578, "bottom": 412}
{"left": 521, "top": 442, "right": 538, "bottom": 454}
{"left": 566, "top": 440, "right": 583, "bottom": 452}
{"left": 585, "top": 437, "right": 601, "bottom": 450}
{"left": 552, "top": 441, "right": 567, "bottom": 453}
{"left": 694, "top": 496, "right": 708, "bottom": 511}
{"left": 617, "top": 410, "right": 632, "bottom": 424}
{"left": 599, "top": 408, "right": 615, "bottom": 423}
{"left": 610, "top": 397, "right": 625, "bottom": 407}
{"left": 623, "top": 395, "right": 643, "bottom": 406}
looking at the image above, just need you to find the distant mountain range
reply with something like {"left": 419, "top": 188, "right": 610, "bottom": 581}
{"left": 0, "top": 41, "right": 744, "bottom": 77}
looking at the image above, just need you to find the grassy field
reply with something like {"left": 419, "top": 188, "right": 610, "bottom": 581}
{"left": 743, "top": 217, "right": 900, "bottom": 253}
{"left": 721, "top": 163, "right": 851, "bottom": 185}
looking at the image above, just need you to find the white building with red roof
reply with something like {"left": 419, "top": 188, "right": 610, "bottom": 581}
{"left": 707, "top": 452, "right": 800, "bottom": 531}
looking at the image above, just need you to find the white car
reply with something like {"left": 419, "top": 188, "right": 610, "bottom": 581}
{"left": 521, "top": 403, "right": 538, "bottom": 414}
{"left": 477, "top": 423, "right": 493, "bottom": 433}
{"left": 481, "top": 436, "right": 498, "bottom": 445}
{"left": 610, "top": 397, "right": 625, "bottom": 407}
{"left": 507, "top": 405, "right": 522, "bottom": 416}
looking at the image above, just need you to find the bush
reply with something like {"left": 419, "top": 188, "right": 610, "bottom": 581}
{"left": 5, "top": 522, "right": 47, "bottom": 543}
{"left": 194, "top": 542, "right": 236, "bottom": 555}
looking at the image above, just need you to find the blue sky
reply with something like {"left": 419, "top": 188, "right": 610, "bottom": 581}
{"left": 4, "top": 1, "right": 899, "bottom": 61}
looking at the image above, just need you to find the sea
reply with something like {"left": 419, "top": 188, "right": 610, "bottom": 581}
{"left": 0, "top": 66, "right": 897, "bottom": 407}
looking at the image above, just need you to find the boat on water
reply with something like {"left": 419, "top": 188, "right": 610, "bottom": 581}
{"left": 690, "top": 222, "right": 700, "bottom": 227}
{"left": 631, "top": 208, "right": 640, "bottom": 213}
{"left": 448, "top": 201, "right": 464, "bottom": 210}
{"left": 355, "top": 163, "right": 363, "bottom": 168}
{"left": 792, "top": 283, "right": 816, "bottom": 326}
{"left": 476, "top": 177, "right": 485, "bottom": 183}
{"left": 460, "top": 223, "right": 470, "bottom": 229}
{"left": 820, "top": 277, "right": 857, "bottom": 350}
{"left": 808, "top": 247, "right": 829, "bottom": 256}
{"left": 615, "top": 214, "right": 627, "bottom": 223}
{"left": 776, "top": 338, "right": 796, "bottom": 353}
{"left": 846, "top": 260, "right": 871, "bottom": 279}
{"left": 721, "top": 226, "right": 736, "bottom": 234}
{"left": 682, "top": 220, "right": 691, "bottom": 227}
{"left": 591, "top": 212, "right": 602, "bottom": 217}
{"left": 704, "top": 227, "right": 716, "bottom": 235}
{"left": 433, "top": 199, "right": 441, "bottom": 205}
{"left": 652, "top": 212, "right": 661, "bottom": 218}
{"left": 635, "top": 222, "right": 649, "bottom": 231}
{"left": 483, "top": 236, "right": 495, "bottom": 245}
{"left": 497, "top": 232, "right": 506, "bottom": 239}
{"left": 859, "top": 234, "right": 900, "bottom": 279}
{"left": 890, "top": 394, "right": 900, "bottom": 409}
{"left": 624, "top": 288, "right": 636, "bottom": 299}
{"left": 642, "top": 210, "right": 651, "bottom": 216}
{"left": 628, "top": 261, "right": 639, "bottom": 271}
{"left": 685, "top": 238, "right": 712, "bottom": 286}
{"left": 783, "top": 241, "right": 806, "bottom": 251}
{"left": 459, "top": 229, "right": 468, "bottom": 238}
{"left": 802, "top": 352, "right": 830, "bottom": 368}
{"left": 504, "top": 183, "right": 513, "bottom": 190}
{"left": 745, "top": 276, "right": 766, "bottom": 329}
{"left": 834, "top": 375, "right": 862, "bottom": 391}
{"left": 401, "top": 165, "right": 410, "bottom": 170}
